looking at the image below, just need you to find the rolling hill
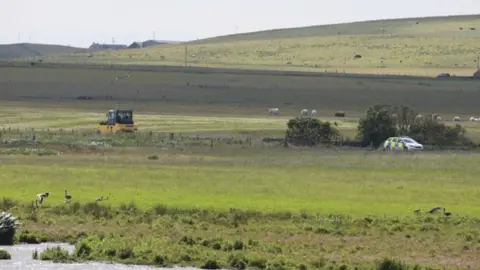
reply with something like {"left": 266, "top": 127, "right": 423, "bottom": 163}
{"left": 27, "top": 14, "right": 480, "bottom": 76}
{"left": 0, "top": 43, "right": 85, "bottom": 59}
{"left": 190, "top": 14, "right": 480, "bottom": 44}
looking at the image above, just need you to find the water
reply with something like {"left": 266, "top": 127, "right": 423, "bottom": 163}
{"left": 0, "top": 243, "right": 196, "bottom": 270}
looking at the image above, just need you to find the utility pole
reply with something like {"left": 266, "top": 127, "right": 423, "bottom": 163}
{"left": 153, "top": 31, "right": 156, "bottom": 40}
{"left": 184, "top": 46, "right": 188, "bottom": 67}
{"left": 112, "top": 37, "right": 115, "bottom": 44}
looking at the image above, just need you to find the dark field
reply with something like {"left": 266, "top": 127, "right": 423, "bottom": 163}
{"left": 1, "top": 65, "right": 480, "bottom": 117}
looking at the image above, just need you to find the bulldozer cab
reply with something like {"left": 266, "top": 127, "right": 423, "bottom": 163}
{"left": 104, "top": 110, "right": 134, "bottom": 125}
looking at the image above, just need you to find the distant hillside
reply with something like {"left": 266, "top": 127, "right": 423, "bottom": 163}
{"left": 30, "top": 14, "right": 480, "bottom": 76}
{"left": 190, "top": 14, "right": 480, "bottom": 44}
{"left": 0, "top": 43, "right": 85, "bottom": 59}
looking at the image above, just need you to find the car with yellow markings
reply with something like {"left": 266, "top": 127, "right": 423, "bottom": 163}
{"left": 383, "top": 136, "right": 423, "bottom": 151}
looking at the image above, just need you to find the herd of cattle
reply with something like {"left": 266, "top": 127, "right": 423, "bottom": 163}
{"left": 268, "top": 108, "right": 317, "bottom": 117}
{"left": 415, "top": 113, "right": 480, "bottom": 122}
{"left": 267, "top": 109, "right": 480, "bottom": 123}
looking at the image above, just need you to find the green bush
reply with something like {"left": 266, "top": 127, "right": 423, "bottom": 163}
{"left": 377, "top": 258, "right": 423, "bottom": 270}
{"left": 73, "top": 239, "right": 92, "bottom": 258}
{"left": 201, "top": 259, "right": 221, "bottom": 269}
{"left": 358, "top": 104, "right": 470, "bottom": 148}
{"left": 286, "top": 117, "right": 340, "bottom": 146}
{"left": 0, "top": 249, "right": 11, "bottom": 260}
{"left": 409, "top": 117, "right": 471, "bottom": 147}
{"left": 18, "top": 231, "right": 42, "bottom": 244}
{"left": 39, "top": 246, "right": 73, "bottom": 262}
{"left": 357, "top": 104, "right": 397, "bottom": 148}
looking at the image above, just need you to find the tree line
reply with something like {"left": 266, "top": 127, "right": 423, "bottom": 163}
{"left": 285, "top": 104, "right": 473, "bottom": 149}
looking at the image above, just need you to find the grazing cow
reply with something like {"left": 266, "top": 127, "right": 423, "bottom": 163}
{"left": 268, "top": 108, "right": 280, "bottom": 116}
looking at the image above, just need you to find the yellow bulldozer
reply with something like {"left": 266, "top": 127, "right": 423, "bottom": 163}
{"left": 96, "top": 109, "right": 138, "bottom": 135}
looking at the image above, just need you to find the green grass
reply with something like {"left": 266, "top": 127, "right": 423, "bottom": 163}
{"left": 191, "top": 14, "right": 480, "bottom": 43}
{"left": 2, "top": 150, "right": 480, "bottom": 269}
{"left": 2, "top": 151, "right": 480, "bottom": 216}
{"left": 2, "top": 56, "right": 480, "bottom": 268}
{"left": 32, "top": 14, "right": 480, "bottom": 76}
{"left": 0, "top": 101, "right": 480, "bottom": 269}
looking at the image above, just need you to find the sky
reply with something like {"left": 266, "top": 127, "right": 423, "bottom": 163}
{"left": 2, "top": 0, "right": 480, "bottom": 48}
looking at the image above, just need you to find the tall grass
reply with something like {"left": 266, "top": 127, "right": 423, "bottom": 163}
{"left": 3, "top": 199, "right": 478, "bottom": 269}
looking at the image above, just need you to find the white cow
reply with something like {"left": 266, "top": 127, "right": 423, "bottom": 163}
{"left": 470, "top": 116, "right": 480, "bottom": 122}
{"left": 300, "top": 109, "right": 308, "bottom": 117}
{"left": 268, "top": 108, "right": 280, "bottom": 115}
{"left": 310, "top": 110, "right": 317, "bottom": 117}
{"left": 453, "top": 116, "right": 461, "bottom": 122}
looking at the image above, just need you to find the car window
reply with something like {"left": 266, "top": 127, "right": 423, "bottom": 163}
{"left": 402, "top": 139, "right": 414, "bottom": 143}
{"left": 392, "top": 138, "right": 398, "bottom": 143}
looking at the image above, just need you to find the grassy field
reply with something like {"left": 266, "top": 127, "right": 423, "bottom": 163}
{"left": 3, "top": 150, "right": 480, "bottom": 215}
{"left": 30, "top": 14, "right": 480, "bottom": 76}
{"left": 2, "top": 40, "right": 480, "bottom": 268}
{"left": 2, "top": 146, "right": 480, "bottom": 269}
{"left": 0, "top": 99, "right": 480, "bottom": 268}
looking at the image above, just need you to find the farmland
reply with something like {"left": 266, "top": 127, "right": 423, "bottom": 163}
{"left": 1, "top": 67, "right": 480, "bottom": 268}
{"left": 27, "top": 14, "right": 480, "bottom": 77}
{"left": 1, "top": 13, "right": 480, "bottom": 270}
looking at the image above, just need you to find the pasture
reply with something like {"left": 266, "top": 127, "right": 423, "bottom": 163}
{"left": 31, "top": 14, "right": 480, "bottom": 77}
{"left": 1, "top": 62, "right": 480, "bottom": 269}
{"left": 2, "top": 141, "right": 480, "bottom": 269}
{"left": 1, "top": 95, "right": 480, "bottom": 269}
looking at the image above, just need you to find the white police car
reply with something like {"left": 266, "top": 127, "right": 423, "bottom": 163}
{"left": 383, "top": 136, "right": 424, "bottom": 151}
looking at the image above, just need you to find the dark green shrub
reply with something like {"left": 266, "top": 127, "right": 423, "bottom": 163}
{"left": 358, "top": 104, "right": 470, "bottom": 148}
{"left": 357, "top": 104, "right": 397, "bottom": 148}
{"left": 18, "top": 231, "right": 41, "bottom": 244}
{"left": 74, "top": 239, "right": 92, "bottom": 258}
{"left": 201, "top": 259, "right": 221, "bottom": 269}
{"left": 228, "top": 253, "right": 248, "bottom": 269}
{"left": 153, "top": 254, "right": 168, "bottom": 266}
{"left": 0, "top": 249, "right": 11, "bottom": 260}
{"left": 286, "top": 117, "right": 340, "bottom": 146}
{"left": 39, "top": 246, "right": 72, "bottom": 262}
{"left": 377, "top": 258, "right": 423, "bottom": 270}
{"left": 117, "top": 247, "right": 135, "bottom": 260}
{"left": 249, "top": 258, "right": 268, "bottom": 269}
{"left": 409, "top": 117, "right": 470, "bottom": 147}
{"left": 233, "top": 240, "right": 245, "bottom": 250}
